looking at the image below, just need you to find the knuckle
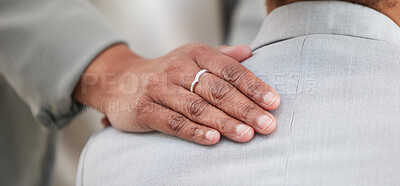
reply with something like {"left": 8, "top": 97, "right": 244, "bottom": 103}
{"left": 210, "top": 81, "right": 234, "bottom": 102}
{"left": 144, "top": 74, "right": 161, "bottom": 89}
{"left": 216, "top": 117, "right": 229, "bottom": 131}
{"left": 167, "top": 114, "right": 189, "bottom": 135}
{"left": 221, "top": 64, "right": 246, "bottom": 83}
{"left": 246, "top": 82, "right": 262, "bottom": 97}
{"left": 187, "top": 125, "right": 202, "bottom": 138}
{"left": 164, "top": 58, "right": 185, "bottom": 73}
{"left": 237, "top": 102, "right": 256, "bottom": 120}
{"left": 186, "top": 97, "right": 208, "bottom": 118}
{"left": 133, "top": 97, "right": 153, "bottom": 117}
{"left": 187, "top": 43, "right": 210, "bottom": 58}
{"left": 191, "top": 43, "right": 209, "bottom": 51}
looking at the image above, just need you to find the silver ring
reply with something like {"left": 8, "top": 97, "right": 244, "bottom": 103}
{"left": 190, "top": 69, "right": 208, "bottom": 92}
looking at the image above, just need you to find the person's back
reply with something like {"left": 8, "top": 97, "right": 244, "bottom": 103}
{"left": 77, "top": 1, "right": 400, "bottom": 185}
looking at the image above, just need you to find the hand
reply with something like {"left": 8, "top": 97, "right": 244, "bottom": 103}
{"left": 73, "top": 43, "right": 280, "bottom": 145}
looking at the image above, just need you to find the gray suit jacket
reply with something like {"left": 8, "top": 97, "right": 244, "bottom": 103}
{"left": 77, "top": 1, "right": 400, "bottom": 186}
{"left": 0, "top": 0, "right": 123, "bottom": 185}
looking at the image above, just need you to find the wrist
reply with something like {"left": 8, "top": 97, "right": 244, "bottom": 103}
{"left": 72, "top": 44, "right": 141, "bottom": 113}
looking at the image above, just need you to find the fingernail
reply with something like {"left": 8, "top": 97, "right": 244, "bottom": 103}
{"left": 257, "top": 115, "right": 274, "bottom": 130}
{"left": 236, "top": 124, "right": 251, "bottom": 137}
{"left": 264, "top": 92, "right": 278, "bottom": 107}
{"left": 205, "top": 130, "right": 216, "bottom": 141}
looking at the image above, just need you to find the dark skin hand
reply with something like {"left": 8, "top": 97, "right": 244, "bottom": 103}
{"left": 73, "top": 43, "right": 280, "bottom": 145}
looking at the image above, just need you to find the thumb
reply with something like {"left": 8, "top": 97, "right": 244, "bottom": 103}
{"left": 217, "top": 45, "right": 252, "bottom": 62}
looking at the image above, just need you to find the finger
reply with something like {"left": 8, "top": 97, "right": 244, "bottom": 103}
{"left": 188, "top": 44, "right": 280, "bottom": 110}
{"left": 149, "top": 85, "right": 254, "bottom": 142}
{"left": 194, "top": 73, "right": 277, "bottom": 134}
{"left": 218, "top": 45, "right": 252, "bottom": 62}
{"left": 214, "top": 45, "right": 228, "bottom": 50}
{"left": 141, "top": 101, "right": 221, "bottom": 145}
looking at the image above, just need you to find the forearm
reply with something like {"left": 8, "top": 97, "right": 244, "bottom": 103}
{"left": 0, "top": 0, "right": 125, "bottom": 129}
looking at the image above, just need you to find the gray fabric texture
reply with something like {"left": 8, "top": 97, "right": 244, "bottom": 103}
{"left": 0, "top": 0, "right": 125, "bottom": 185}
{"left": 77, "top": 1, "right": 400, "bottom": 186}
{"left": 0, "top": 0, "right": 124, "bottom": 129}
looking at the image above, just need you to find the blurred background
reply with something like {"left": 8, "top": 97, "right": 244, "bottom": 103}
{"left": 51, "top": 0, "right": 266, "bottom": 185}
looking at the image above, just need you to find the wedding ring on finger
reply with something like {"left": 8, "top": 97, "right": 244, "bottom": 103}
{"left": 190, "top": 69, "right": 208, "bottom": 92}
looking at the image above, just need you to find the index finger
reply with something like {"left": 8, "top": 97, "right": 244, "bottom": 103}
{"left": 188, "top": 44, "right": 280, "bottom": 110}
